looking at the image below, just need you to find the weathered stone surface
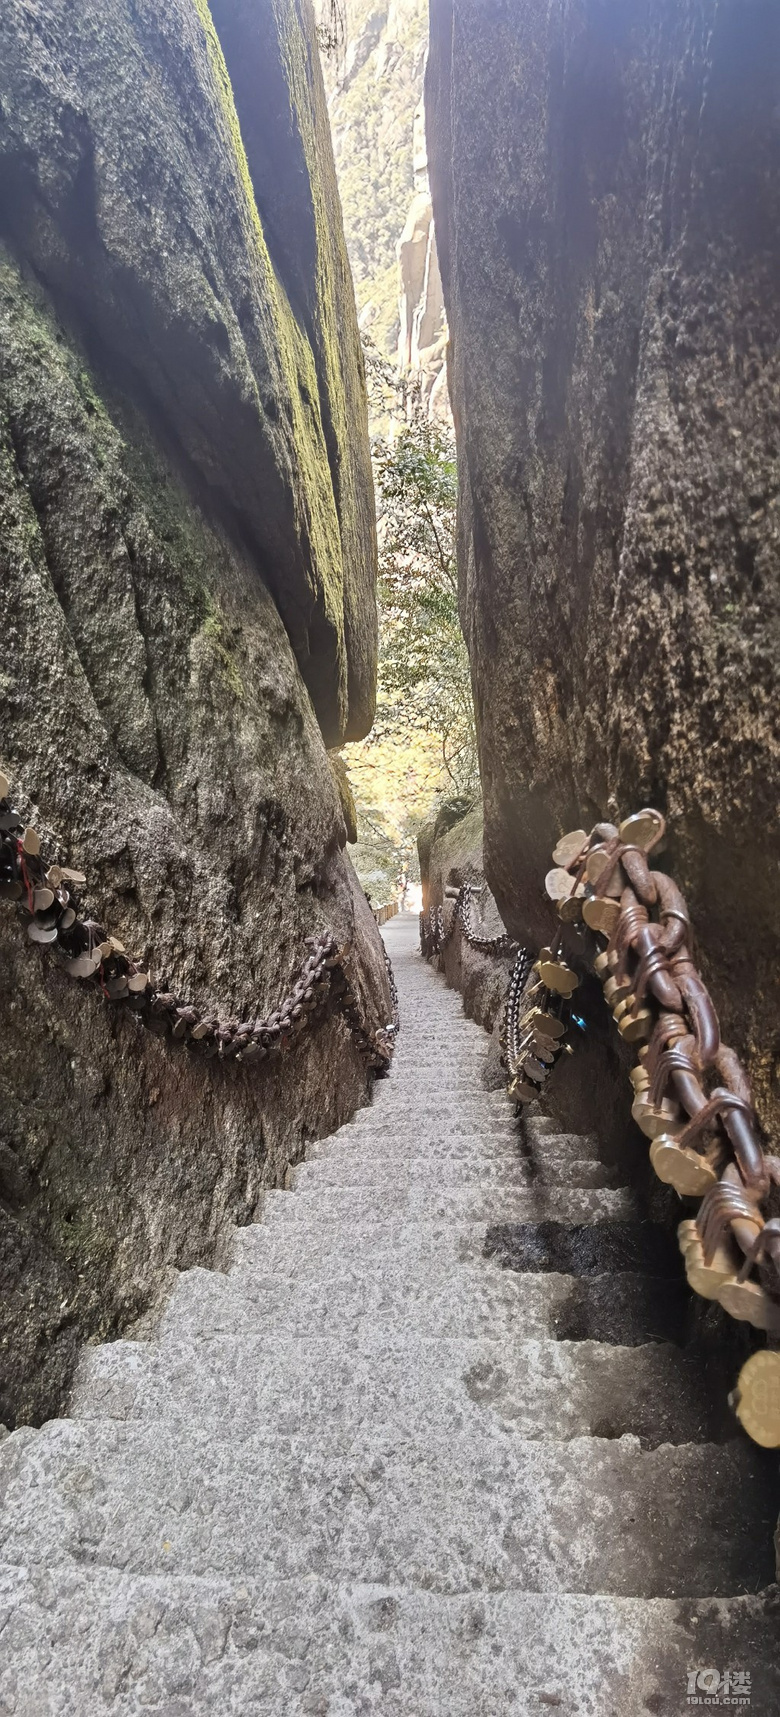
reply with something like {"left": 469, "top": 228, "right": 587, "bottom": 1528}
{"left": 426, "top": 0, "right": 780, "bottom": 1129}
{"left": 396, "top": 100, "right": 450, "bottom": 418}
{"left": 324, "top": 0, "right": 429, "bottom": 356}
{"left": 0, "top": 0, "right": 376, "bottom": 743}
{"left": 209, "top": 0, "right": 378, "bottom": 738}
{"left": 0, "top": 1, "right": 387, "bottom": 1428}
{"left": 420, "top": 804, "right": 511, "bottom": 1037}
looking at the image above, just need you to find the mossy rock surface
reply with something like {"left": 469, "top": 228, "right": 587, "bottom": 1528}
{"left": 0, "top": 0, "right": 387, "bottom": 1428}
{"left": 0, "top": 0, "right": 376, "bottom": 743}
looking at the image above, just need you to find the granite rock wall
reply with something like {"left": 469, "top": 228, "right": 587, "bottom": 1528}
{"left": 0, "top": 0, "right": 387, "bottom": 1427}
{"left": 426, "top": 0, "right": 780, "bottom": 1133}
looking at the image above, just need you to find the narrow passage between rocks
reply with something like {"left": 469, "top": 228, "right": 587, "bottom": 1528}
{"left": 0, "top": 914, "right": 777, "bottom": 1715}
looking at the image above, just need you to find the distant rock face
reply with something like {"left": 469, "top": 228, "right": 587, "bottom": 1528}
{"left": 324, "top": 0, "right": 428, "bottom": 354}
{"left": 396, "top": 104, "right": 449, "bottom": 420}
{"left": 427, "top": 0, "right": 780, "bottom": 1130}
{"left": 322, "top": 0, "right": 448, "bottom": 414}
{"left": 0, "top": 0, "right": 388, "bottom": 1426}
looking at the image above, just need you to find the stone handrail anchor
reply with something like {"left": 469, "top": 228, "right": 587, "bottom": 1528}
{"left": 0, "top": 771, "right": 398, "bottom": 1073}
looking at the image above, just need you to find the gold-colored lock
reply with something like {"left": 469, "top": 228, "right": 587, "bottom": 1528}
{"left": 678, "top": 1220, "right": 740, "bottom": 1300}
{"left": 718, "top": 1279, "right": 780, "bottom": 1335}
{"left": 552, "top": 829, "right": 588, "bottom": 867}
{"left": 585, "top": 847, "right": 624, "bottom": 898}
{"left": 508, "top": 1077, "right": 541, "bottom": 1104}
{"left": 618, "top": 809, "right": 665, "bottom": 852}
{"left": 545, "top": 866, "right": 578, "bottom": 901}
{"left": 604, "top": 974, "right": 632, "bottom": 1007}
{"left": 538, "top": 958, "right": 578, "bottom": 997}
{"left": 524, "top": 1009, "right": 566, "bottom": 1040}
{"left": 557, "top": 891, "right": 585, "bottom": 923}
{"left": 582, "top": 895, "right": 621, "bottom": 937}
{"left": 631, "top": 1094, "right": 681, "bottom": 1139}
{"left": 732, "top": 1350, "right": 780, "bottom": 1447}
{"left": 618, "top": 1007, "right": 653, "bottom": 1043}
{"left": 593, "top": 952, "right": 610, "bottom": 978}
{"left": 650, "top": 1136, "right": 718, "bottom": 1196}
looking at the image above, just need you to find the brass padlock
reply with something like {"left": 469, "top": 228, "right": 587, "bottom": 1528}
{"left": 604, "top": 973, "right": 632, "bottom": 1007}
{"left": 585, "top": 847, "right": 624, "bottom": 898}
{"left": 732, "top": 1351, "right": 780, "bottom": 1446}
{"left": 552, "top": 828, "right": 588, "bottom": 867}
{"left": 631, "top": 1093, "right": 681, "bottom": 1139}
{"left": 523, "top": 1007, "right": 566, "bottom": 1040}
{"left": 618, "top": 809, "right": 665, "bottom": 852}
{"left": 650, "top": 1136, "right": 718, "bottom": 1195}
{"left": 678, "top": 1220, "right": 740, "bottom": 1299}
{"left": 618, "top": 1007, "right": 653, "bottom": 1043}
{"left": 582, "top": 895, "right": 621, "bottom": 936}
{"left": 538, "top": 957, "right": 578, "bottom": 997}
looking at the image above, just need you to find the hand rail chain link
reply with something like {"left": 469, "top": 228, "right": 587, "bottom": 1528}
{"left": 0, "top": 775, "right": 398, "bottom": 1072}
{"left": 541, "top": 809, "right": 780, "bottom": 1344}
{"left": 419, "top": 808, "right": 780, "bottom": 1422}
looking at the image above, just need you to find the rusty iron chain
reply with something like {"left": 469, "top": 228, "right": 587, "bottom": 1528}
{"left": 542, "top": 809, "right": 780, "bottom": 1339}
{"left": 419, "top": 807, "right": 780, "bottom": 1358}
{"left": 0, "top": 774, "right": 398, "bottom": 1072}
{"left": 420, "top": 882, "right": 516, "bottom": 960}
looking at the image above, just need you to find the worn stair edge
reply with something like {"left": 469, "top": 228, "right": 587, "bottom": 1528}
{"left": 68, "top": 1331, "right": 738, "bottom": 1447}
{"left": 1, "top": 1565, "right": 777, "bottom": 1717}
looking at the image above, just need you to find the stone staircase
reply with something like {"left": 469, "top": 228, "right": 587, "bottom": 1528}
{"left": 0, "top": 913, "right": 777, "bottom": 1714}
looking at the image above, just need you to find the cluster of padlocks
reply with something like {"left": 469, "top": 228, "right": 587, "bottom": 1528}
{"left": 543, "top": 810, "right": 780, "bottom": 1373}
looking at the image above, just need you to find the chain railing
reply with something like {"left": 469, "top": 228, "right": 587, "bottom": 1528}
{"left": 419, "top": 881, "right": 516, "bottom": 960}
{"left": 539, "top": 811, "right": 780, "bottom": 1341}
{"left": 420, "top": 812, "right": 780, "bottom": 1445}
{"left": 0, "top": 772, "right": 398, "bottom": 1072}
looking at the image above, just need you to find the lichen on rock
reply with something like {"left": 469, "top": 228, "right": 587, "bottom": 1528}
{"left": 0, "top": 1, "right": 387, "bottom": 1427}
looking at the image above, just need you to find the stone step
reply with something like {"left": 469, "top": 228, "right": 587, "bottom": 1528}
{"left": 387, "top": 1056, "right": 487, "bottom": 1072}
{"left": 230, "top": 1215, "right": 494, "bottom": 1273}
{"left": 344, "top": 1102, "right": 517, "bottom": 1123}
{"left": 291, "top": 1156, "right": 531, "bottom": 1190}
{"left": 260, "top": 1185, "right": 638, "bottom": 1226}
{"left": 307, "top": 1132, "right": 524, "bottom": 1160}
{"left": 2, "top": 1564, "right": 777, "bottom": 1717}
{"left": 1, "top": 1422, "right": 775, "bottom": 1597}
{"left": 308, "top": 1128, "right": 600, "bottom": 1162}
{"left": 71, "top": 1325, "right": 735, "bottom": 1447}
{"left": 297, "top": 1151, "right": 617, "bottom": 1191}
{"left": 485, "top": 1220, "right": 682, "bottom": 1279}
{"left": 158, "top": 1259, "right": 573, "bottom": 1342}
{"left": 344, "top": 1119, "right": 596, "bottom": 1156}
{"left": 341, "top": 1121, "right": 521, "bottom": 1143}
{"left": 229, "top": 1229, "right": 692, "bottom": 1345}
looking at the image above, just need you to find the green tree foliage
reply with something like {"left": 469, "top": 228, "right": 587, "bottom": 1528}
{"left": 370, "top": 367, "right": 479, "bottom": 798}
{"left": 343, "top": 349, "right": 479, "bottom": 899}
